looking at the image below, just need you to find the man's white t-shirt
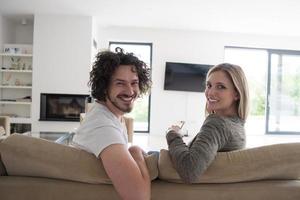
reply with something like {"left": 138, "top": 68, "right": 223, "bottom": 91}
{"left": 72, "top": 102, "right": 128, "bottom": 157}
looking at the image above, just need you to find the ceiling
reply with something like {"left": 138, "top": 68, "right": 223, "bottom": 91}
{"left": 1, "top": 0, "right": 300, "bottom": 37}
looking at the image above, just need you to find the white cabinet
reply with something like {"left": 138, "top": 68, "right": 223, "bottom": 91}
{"left": 0, "top": 48, "right": 33, "bottom": 132}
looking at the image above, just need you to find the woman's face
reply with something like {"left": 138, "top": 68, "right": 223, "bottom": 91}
{"left": 205, "top": 70, "right": 239, "bottom": 117}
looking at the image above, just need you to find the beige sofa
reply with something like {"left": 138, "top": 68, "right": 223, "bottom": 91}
{"left": 1, "top": 134, "right": 300, "bottom": 200}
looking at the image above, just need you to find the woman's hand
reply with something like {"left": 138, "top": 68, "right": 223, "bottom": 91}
{"left": 167, "top": 125, "right": 181, "bottom": 134}
{"left": 166, "top": 125, "right": 184, "bottom": 141}
{"left": 166, "top": 125, "right": 184, "bottom": 145}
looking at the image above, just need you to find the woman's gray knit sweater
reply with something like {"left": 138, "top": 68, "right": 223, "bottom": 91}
{"left": 166, "top": 114, "right": 245, "bottom": 183}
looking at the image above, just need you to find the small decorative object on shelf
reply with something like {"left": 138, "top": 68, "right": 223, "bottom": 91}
{"left": 10, "top": 57, "right": 21, "bottom": 70}
{"left": 15, "top": 79, "right": 21, "bottom": 86}
{"left": 18, "top": 96, "right": 31, "bottom": 102}
{"left": 3, "top": 48, "right": 9, "bottom": 53}
{"left": 4, "top": 47, "right": 21, "bottom": 54}
{"left": 3, "top": 44, "right": 32, "bottom": 55}
{"left": 5, "top": 73, "right": 12, "bottom": 83}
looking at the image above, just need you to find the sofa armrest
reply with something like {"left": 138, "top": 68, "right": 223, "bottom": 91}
{"left": 0, "top": 116, "right": 10, "bottom": 136}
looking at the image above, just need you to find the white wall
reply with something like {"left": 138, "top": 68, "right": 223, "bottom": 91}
{"left": 0, "top": 16, "right": 33, "bottom": 46}
{"left": 15, "top": 23, "right": 33, "bottom": 44}
{"left": 0, "top": 17, "right": 15, "bottom": 45}
{"left": 0, "top": 15, "right": 2, "bottom": 49}
{"left": 32, "top": 14, "right": 92, "bottom": 132}
{"left": 97, "top": 26, "right": 300, "bottom": 136}
{"left": 91, "top": 17, "right": 100, "bottom": 65}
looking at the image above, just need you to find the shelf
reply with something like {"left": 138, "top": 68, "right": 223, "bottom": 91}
{"left": 0, "top": 85, "right": 32, "bottom": 89}
{"left": 0, "top": 53, "right": 32, "bottom": 57}
{"left": 1, "top": 44, "right": 33, "bottom": 130}
{"left": 0, "top": 101, "right": 31, "bottom": 105}
{"left": 0, "top": 69, "right": 32, "bottom": 73}
{"left": 10, "top": 117, "right": 32, "bottom": 124}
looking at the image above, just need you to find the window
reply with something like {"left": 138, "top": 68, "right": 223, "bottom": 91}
{"left": 109, "top": 42, "right": 152, "bottom": 133}
{"left": 268, "top": 52, "right": 300, "bottom": 134}
{"left": 225, "top": 47, "right": 300, "bottom": 135}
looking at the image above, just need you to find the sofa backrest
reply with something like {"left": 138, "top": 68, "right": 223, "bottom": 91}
{"left": 2, "top": 133, "right": 300, "bottom": 184}
{"left": 0, "top": 134, "right": 158, "bottom": 184}
{"left": 158, "top": 143, "right": 300, "bottom": 183}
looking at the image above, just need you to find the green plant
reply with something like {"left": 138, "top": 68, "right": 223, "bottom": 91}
{"left": 285, "top": 71, "right": 300, "bottom": 115}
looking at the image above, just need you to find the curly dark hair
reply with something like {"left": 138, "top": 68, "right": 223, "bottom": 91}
{"left": 89, "top": 47, "right": 152, "bottom": 101}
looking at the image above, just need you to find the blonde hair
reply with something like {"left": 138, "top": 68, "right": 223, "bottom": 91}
{"left": 205, "top": 63, "right": 249, "bottom": 121}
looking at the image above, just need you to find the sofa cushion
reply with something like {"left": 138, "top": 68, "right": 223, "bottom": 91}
{"left": 0, "top": 134, "right": 158, "bottom": 184}
{"left": 159, "top": 143, "right": 300, "bottom": 183}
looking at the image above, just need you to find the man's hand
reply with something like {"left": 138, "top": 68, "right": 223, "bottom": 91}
{"left": 129, "top": 145, "right": 147, "bottom": 162}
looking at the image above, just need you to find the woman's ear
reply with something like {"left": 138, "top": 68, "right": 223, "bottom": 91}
{"left": 234, "top": 92, "right": 240, "bottom": 101}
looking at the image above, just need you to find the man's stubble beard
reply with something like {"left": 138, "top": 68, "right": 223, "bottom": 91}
{"left": 107, "top": 94, "right": 136, "bottom": 113}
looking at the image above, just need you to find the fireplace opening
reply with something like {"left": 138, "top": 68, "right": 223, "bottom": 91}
{"left": 40, "top": 93, "right": 89, "bottom": 121}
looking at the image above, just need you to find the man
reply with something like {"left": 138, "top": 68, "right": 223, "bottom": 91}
{"left": 72, "top": 47, "right": 152, "bottom": 200}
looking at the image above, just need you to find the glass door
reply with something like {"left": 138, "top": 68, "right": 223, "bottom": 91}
{"left": 267, "top": 52, "right": 300, "bottom": 134}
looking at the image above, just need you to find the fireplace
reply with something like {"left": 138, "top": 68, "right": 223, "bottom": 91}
{"left": 40, "top": 93, "right": 89, "bottom": 121}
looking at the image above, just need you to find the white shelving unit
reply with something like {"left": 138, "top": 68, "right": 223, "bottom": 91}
{"left": 0, "top": 85, "right": 32, "bottom": 89}
{"left": 10, "top": 117, "right": 32, "bottom": 124}
{"left": 0, "top": 46, "right": 33, "bottom": 132}
{"left": 0, "top": 69, "right": 32, "bottom": 73}
{"left": 0, "top": 53, "right": 33, "bottom": 57}
{"left": 0, "top": 101, "right": 31, "bottom": 105}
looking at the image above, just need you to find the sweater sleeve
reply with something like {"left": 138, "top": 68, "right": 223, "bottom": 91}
{"left": 166, "top": 115, "right": 231, "bottom": 183}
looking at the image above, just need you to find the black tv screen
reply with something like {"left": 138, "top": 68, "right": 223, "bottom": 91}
{"left": 164, "top": 62, "right": 213, "bottom": 92}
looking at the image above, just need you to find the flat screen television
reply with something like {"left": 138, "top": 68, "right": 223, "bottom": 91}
{"left": 164, "top": 62, "right": 213, "bottom": 92}
{"left": 40, "top": 93, "right": 89, "bottom": 121}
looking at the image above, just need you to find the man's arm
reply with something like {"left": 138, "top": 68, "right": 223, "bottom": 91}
{"left": 100, "top": 144, "right": 150, "bottom": 200}
{"left": 128, "top": 145, "right": 150, "bottom": 184}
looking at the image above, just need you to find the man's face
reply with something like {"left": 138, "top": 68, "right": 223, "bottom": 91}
{"left": 105, "top": 65, "right": 140, "bottom": 117}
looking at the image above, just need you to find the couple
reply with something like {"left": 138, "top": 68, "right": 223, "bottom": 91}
{"left": 72, "top": 48, "right": 249, "bottom": 200}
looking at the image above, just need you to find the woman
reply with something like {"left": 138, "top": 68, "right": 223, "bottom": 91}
{"left": 166, "top": 63, "right": 249, "bottom": 183}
